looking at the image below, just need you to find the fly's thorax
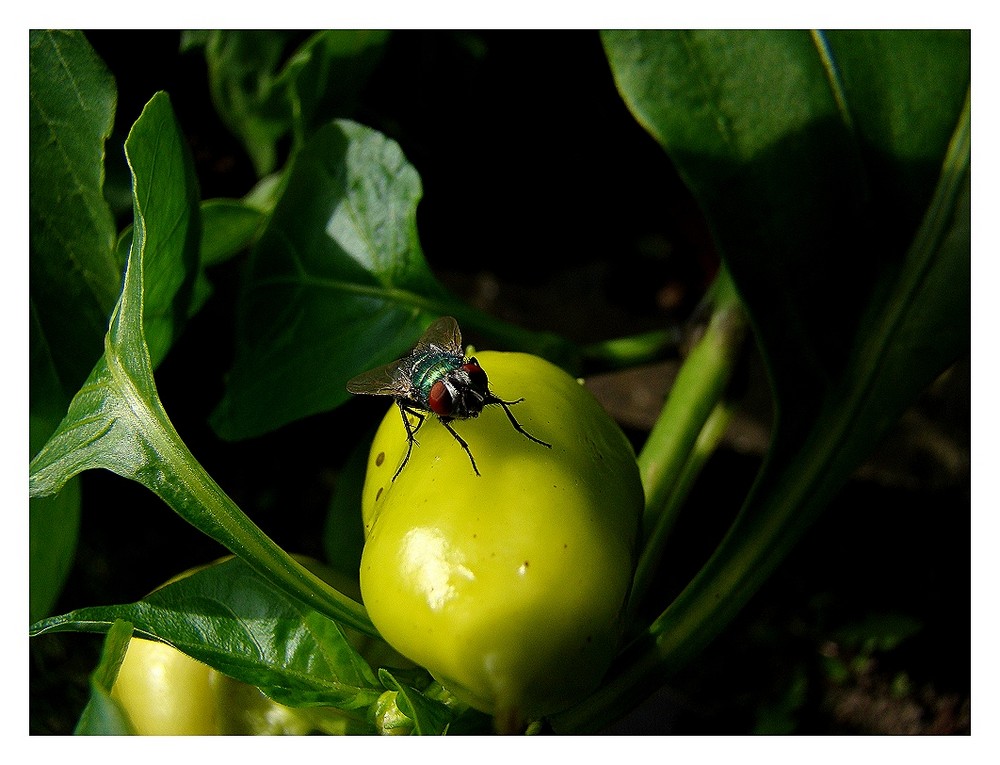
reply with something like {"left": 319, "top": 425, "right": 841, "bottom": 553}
{"left": 408, "top": 350, "right": 465, "bottom": 397}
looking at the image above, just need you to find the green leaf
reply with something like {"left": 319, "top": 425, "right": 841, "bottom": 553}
{"left": 272, "top": 31, "right": 390, "bottom": 149}
{"left": 29, "top": 92, "right": 376, "bottom": 639}
{"left": 29, "top": 30, "right": 120, "bottom": 398}
{"left": 603, "top": 31, "right": 969, "bottom": 441}
{"left": 29, "top": 30, "right": 118, "bottom": 619}
{"left": 210, "top": 118, "right": 580, "bottom": 440}
{"left": 29, "top": 91, "right": 200, "bottom": 494}
{"left": 33, "top": 558, "right": 382, "bottom": 711}
{"left": 821, "top": 30, "right": 971, "bottom": 240}
{"left": 556, "top": 30, "right": 969, "bottom": 732}
{"left": 201, "top": 30, "right": 292, "bottom": 175}
{"left": 378, "top": 669, "right": 454, "bottom": 735}
{"left": 29, "top": 481, "right": 80, "bottom": 623}
{"left": 199, "top": 30, "right": 389, "bottom": 176}
{"left": 74, "top": 620, "right": 136, "bottom": 735}
{"left": 124, "top": 98, "right": 203, "bottom": 368}
{"left": 210, "top": 119, "right": 459, "bottom": 440}
{"left": 30, "top": 87, "right": 201, "bottom": 494}
{"left": 833, "top": 613, "right": 923, "bottom": 654}
{"left": 29, "top": 308, "right": 82, "bottom": 621}
{"left": 200, "top": 198, "right": 266, "bottom": 267}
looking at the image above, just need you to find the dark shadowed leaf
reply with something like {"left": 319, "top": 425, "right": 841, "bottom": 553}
{"left": 29, "top": 30, "right": 120, "bottom": 399}
{"left": 555, "top": 31, "right": 969, "bottom": 731}
{"left": 196, "top": 30, "right": 390, "bottom": 176}
{"left": 29, "top": 30, "right": 118, "bottom": 620}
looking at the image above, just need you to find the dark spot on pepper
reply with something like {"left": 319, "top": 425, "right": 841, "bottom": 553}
{"left": 375, "top": 451, "right": 385, "bottom": 467}
{"left": 376, "top": 486, "right": 383, "bottom": 502}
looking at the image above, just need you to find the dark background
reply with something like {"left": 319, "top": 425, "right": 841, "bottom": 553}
{"left": 30, "top": 31, "right": 970, "bottom": 735}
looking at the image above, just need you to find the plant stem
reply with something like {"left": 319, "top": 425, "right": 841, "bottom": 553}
{"left": 635, "top": 266, "right": 748, "bottom": 545}
{"left": 627, "top": 398, "right": 736, "bottom": 620}
{"left": 129, "top": 377, "right": 379, "bottom": 637}
{"left": 550, "top": 268, "right": 749, "bottom": 733}
{"left": 581, "top": 326, "right": 684, "bottom": 369}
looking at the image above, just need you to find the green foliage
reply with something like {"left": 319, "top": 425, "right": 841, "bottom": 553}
{"left": 33, "top": 558, "right": 383, "bottom": 710}
{"left": 210, "top": 120, "right": 454, "bottom": 440}
{"left": 376, "top": 669, "right": 454, "bottom": 735}
{"left": 29, "top": 30, "right": 969, "bottom": 734}
{"left": 28, "top": 30, "right": 119, "bottom": 621}
{"left": 186, "top": 30, "right": 390, "bottom": 176}
{"left": 73, "top": 620, "right": 136, "bottom": 735}
{"left": 553, "top": 31, "right": 968, "bottom": 732}
{"left": 29, "top": 85, "right": 373, "bottom": 638}
{"left": 29, "top": 30, "right": 120, "bottom": 395}
{"left": 210, "top": 118, "right": 578, "bottom": 440}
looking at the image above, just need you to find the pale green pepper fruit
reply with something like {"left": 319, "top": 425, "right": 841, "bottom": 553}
{"left": 112, "top": 636, "right": 322, "bottom": 735}
{"left": 359, "top": 351, "right": 643, "bottom": 726}
{"left": 110, "top": 556, "right": 402, "bottom": 735}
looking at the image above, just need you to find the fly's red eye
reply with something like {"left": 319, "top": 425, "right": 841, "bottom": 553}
{"left": 428, "top": 380, "right": 453, "bottom": 415}
{"left": 462, "top": 362, "right": 488, "bottom": 389}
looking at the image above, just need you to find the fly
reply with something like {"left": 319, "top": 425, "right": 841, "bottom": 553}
{"left": 347, "top": 316, "right": 551, "bottom": 480}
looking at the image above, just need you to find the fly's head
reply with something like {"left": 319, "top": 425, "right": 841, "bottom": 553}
{"left": 427, "top": 358, "right": 491, "bottom": 420}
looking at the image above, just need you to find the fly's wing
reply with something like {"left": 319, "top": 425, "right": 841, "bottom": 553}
{"left": 346, "top": 358, "right": 411, "bottom": 397}
{"left": 347, "top": 317, "right": 462, "bottom": 397}
{"left": 418, "top": 316, "right": 464, "bottom": 355}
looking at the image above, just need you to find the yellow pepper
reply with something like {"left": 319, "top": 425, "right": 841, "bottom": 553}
{"left": 359, "top": 351, "right": 643, "bottom": 724}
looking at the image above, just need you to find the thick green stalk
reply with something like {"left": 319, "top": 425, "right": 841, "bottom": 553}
{"left": 126, "top": 386, "right": 379, "bottom": 638}
{"left": 628, "top": 399, "right": 737, "bottom": 620}
{"left": 582, "top": 327, "right": 684, "bottom": 369}
{"left": 636, "top": 267, "right": 748, "bottom": 542}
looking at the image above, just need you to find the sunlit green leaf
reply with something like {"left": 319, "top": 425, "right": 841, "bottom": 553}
{"left": 28, "top": 91, "right": 200, "bottom": 494}
{"left": 33, "top": 558, "right": 382, "bottom": 711}
{"left": 29, "top": 91, "right": 376, "bottom": 640}
{"left": 211, "top": 118, "right": 577, "bottom": 442}
{"left": 210, "top": 119, "right": 459, "bottom": 440}
{"left": 124, "top": 97, "right": 202, "bottom": 368}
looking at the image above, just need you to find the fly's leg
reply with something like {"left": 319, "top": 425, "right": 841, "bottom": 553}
{"left": 394, "top": 403, "right": 426, "bottom": 481}
{"left": 440, "top": 418, "right": 481, "bottom": 477}
{"left": 493, "top": 397, "right": 552, "bottom": 449}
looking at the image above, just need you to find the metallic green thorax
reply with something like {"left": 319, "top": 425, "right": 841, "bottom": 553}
{"left": 408, "top": 349, "right": 464, "bottom": 400}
